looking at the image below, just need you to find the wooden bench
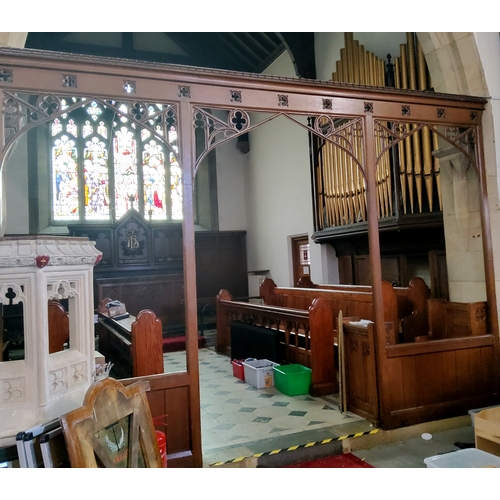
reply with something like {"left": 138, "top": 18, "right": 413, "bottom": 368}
{"left": 96, "top": 298, "right": 163, "bottom": 379}
{"left": 260, "top": 277, "right": 400, "bottom": 341}
{"left": 295, "top": 276, "right": 431, "bottom": 342}
{"left": 48, "top": 300, "right": 70, "bottom": 354}
{"left": 217, "top": 279, "right": 401, "bottom": 398}
{"left": 216, "top": 290, "right": 336, "bottom": 396}
{"left": 342, "top": 311, "right": 499, "bottom": 429}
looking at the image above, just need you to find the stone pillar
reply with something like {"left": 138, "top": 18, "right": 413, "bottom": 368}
{"left": 433, "top": 146, "right": 486, "bottom": 302}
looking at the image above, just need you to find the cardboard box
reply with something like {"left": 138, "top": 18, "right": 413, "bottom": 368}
{"left": 474, "top": 406, "right": 500, "bottom": 456}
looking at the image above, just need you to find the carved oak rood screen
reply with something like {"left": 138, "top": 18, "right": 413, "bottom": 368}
{"left": 0, "top": 45, "right": 497, "bottom": 461}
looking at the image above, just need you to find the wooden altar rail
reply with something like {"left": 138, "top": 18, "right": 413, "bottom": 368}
{"left": 295, "top": 276, "right": 430, "bottom": 343}
{"left": 216, "top": 290, "right": 336, "bottom": 396}
{"left": 343, "top": 319, "right": 499, "bottom": 429}
{"left": 97, "top": 307, "right": 164, "bottom": 379}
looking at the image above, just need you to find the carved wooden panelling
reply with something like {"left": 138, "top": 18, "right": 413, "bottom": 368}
{"left": 70, "top": 211, "right": 248, "bottom": 332}
{"left": 96, "top": 274, "right": 185, "bottom": 331}
{"left": 116, "top": 213, "right": 150, "bottom": 266}
{"left": 153, "top": 227, "right": 183, "bottom": 265}
{"left": 73, "top": 230, "right": 113, "bottom": 267}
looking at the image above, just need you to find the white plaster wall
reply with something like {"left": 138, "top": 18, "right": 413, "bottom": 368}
{"left": 215, "top": 136, "right": 248, "bottom": 231}
{"left": 244, "top": 33, "right": 412, "bottom": 287}
{"left": 4, "top": 135, "right": 29, "bottom": 235}
{"left": 245, "top": 51, "right": 317, "bottom": 286}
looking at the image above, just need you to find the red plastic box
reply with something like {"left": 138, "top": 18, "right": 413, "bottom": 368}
{"left": 231, "top": 359, "right": 245, "bottom": 381}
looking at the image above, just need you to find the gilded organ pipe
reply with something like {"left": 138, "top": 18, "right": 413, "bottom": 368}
{"left": 433, "top": 132, "right": 442, "bottom": 211}
{"left": 394, "top": 55, "right": 408, "bottom": 213}
{"left": 321, "top": 144, "right": 329, "bottom": 228}
{"left": 406, "top": 33, "right": 423, "bottom": 214}
{"left": 325, "top": 142, "right": 335, "bottom": 226}
{"left": 400, "top": 42, "right": 415, "bottom": 213}
{"left": 417, "top": 37, "right": 434, "bottom": 212}
{"left": 323, "top": 33, "right": 439, "bottom": 229}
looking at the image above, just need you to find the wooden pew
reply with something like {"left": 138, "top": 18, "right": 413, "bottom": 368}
{"left": 295, "top": 276, "right": 431, "bottom": 342}
{"left": 342, "top": 313, "right": 499, "bottom": 429}
{"left": 217, "top": 279, "right": 399, "bottom": 398}
{"left": 48, "top": 300, "right": 70, "bottom": 354}
{"left": 96, "top": 299, "right": 163, "bottom": 379}
{"left": 260, "top": 277, "right": 399, "bottom": 340}
{"left": 428, "top": 299, "right": 488, "bottom": 339}
{"left": 216, "top": 289, "right": 336, "bottom": 396}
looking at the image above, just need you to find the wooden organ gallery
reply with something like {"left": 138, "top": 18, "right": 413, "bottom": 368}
{"left": 0, "top": 32, "right": 499, "bottom": 467}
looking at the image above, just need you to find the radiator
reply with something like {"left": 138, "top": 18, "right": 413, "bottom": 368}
{"left": 230, "top": 322, "right": 280, "bottom": 362}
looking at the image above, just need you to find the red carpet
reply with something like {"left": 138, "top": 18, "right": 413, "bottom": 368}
{"left": 162, "top": 335, "right": 206, "bottom": 353}
{"left": 282, "top": 453, "right": 373, "bottom": 468}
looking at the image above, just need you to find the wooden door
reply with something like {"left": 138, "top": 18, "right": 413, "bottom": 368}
{"left": 292, "top": 237, "right": 311, "bottom": 287}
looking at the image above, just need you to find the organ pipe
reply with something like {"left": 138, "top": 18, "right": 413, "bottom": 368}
{"left": 321, "top": 33, "right": 439, "bottom": 230}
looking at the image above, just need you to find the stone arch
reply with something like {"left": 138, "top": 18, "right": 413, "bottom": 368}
{"left": 0, "top": 32, "right": 27, "bottom": 48}
{"left": 417, "top": 33, "right": 487, "bottom": 96}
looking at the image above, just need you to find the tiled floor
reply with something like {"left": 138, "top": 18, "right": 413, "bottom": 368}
{"left": 164, "top": 340, "right": 490, "bottom": 469}
{"left": 163, "top": 346, "right": 374, "bottom": 467}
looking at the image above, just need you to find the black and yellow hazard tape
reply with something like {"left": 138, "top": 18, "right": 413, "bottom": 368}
{"left": 209, "top": 428, "right": 380, "bottom": 467}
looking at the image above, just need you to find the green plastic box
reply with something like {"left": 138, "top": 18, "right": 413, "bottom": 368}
{"left": 273, "top": 364, "right": 312, "bottom": 396}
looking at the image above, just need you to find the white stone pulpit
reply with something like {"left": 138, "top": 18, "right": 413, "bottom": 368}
{"left": 0, "top": 236, "right": 102, "bottom": 446}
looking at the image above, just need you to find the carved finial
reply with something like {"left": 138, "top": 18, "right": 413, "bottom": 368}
{"left": 93, "top": 362, "right": 113, "bottom": 382}
{"left": 386, "top": 54, "right": 395, "bottom": 88}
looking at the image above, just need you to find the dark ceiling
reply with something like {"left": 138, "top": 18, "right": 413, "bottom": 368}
{"left": 25, "top": 32, "right": 316, "bottom": 78}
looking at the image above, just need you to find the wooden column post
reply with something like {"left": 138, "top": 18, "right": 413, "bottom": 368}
{"left": 475, "top": 123, "right": 500, "bottom": 389}
{"left": 179, "top": 100, "right": 203, "bottom": 467}
{"left": 363, "top": 114, "right": 386, "bottom": 423}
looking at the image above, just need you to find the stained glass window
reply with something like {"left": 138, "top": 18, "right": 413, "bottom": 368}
{"left": 143, "top": 140, "right": 166, "bottom": 220}
{"left": 168, "top": 126, "right": 182, "bottom": 220}
{"left": 84, "top": 137, "right": 109, "bottom": 220}
{"left": 52, "top": 135, "right": 79, "bottom": 220}
{"left": 49, "top": 100, "right": 181, "bottom": 223}
{"left": 114, "top": 126, "right": 138, "bottom": 219}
